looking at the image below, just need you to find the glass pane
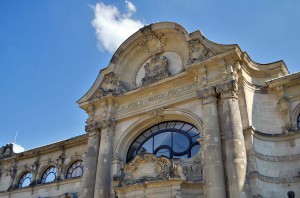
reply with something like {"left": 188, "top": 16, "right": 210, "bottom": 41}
{"left": 45, "top": 172, "right": 56, "bottom": 183}
{"left": 154, "top": 132, "right": 171, "bottom": 149}
{"left": 166, "top": 121, "right": 176, "bottom": 129}
{"left": 156, "top": 149, "right": 170, "bottom": 158}
{"left": 150, "top": 125, "right": 159, "bottom": 133}
{"left": 181, "top": 124, "right": 194, "bottom": 132}
{"left": 141, "top": 137, "right": 153, "bottom": 153}
{"left": 22, "top": 177, "right": 31, "bottom": 187}
{"left": 191, "top": 144, "right": 200, "bottom": 157}
{"left": 174, "top": 153, "right": 188, "bottom": 159}
{"left": 158, "top": 122, "right": 167, "bottom": 130}
{"left": 72, "top": 167, "right": 83, "bottom": 177}
{"left": 173, "top": 132, "right": 189, "bottom": 152}
{"left": 174, "top": 122, "right": 185, "bottom": 129}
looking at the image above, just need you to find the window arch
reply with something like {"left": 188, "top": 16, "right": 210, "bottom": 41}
{"left": 66, "top": 160, "right": 84, "bottom": 179}
{"left": 41, "top": 166, "right": 57, "bottom": 184}
{"left": 18, "top": 172, "right": 32, "bottom": 188}
{"left": 127, "top": 121, "right": 201, "bottom": 162}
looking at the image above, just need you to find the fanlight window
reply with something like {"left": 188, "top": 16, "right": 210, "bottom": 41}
{"left": 127, "top": 121, "right": 201, "bottom": 162}
{"left": 18, "top": 172, "right": 32, "bottom": 188}
{"left": 66, "top": 160, "right": 84, "bottom": 179}
{"left": 41, "top": 166, "right": 57, "bottom": 183}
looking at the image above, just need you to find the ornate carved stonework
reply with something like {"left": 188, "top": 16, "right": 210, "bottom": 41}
{"left": 141, "top": 55, "right": 170, "bottom": 86}
{"left": 113, "top": 153, "right": 185, "bottom": 188}
{"left": 216, "top": 80, "right": 238, "bottom": 99}
{"left": 139, "top": 25, "right": 167, "bottom": 55}
{"left": 196, "top": 86, "right": 217, "bottom": 105}
{"left": 85, "top": 118, "right": 116, "bottom": 133}
{"left": 0, "top": 144, "right": 14, "bottom": 159}
{"left": 95, "top": 72, "right": 126, "bottom": 98}
{"left": 187, "top": 39, "right": 214, "bottom": 64}
{"left": 219, "top": 60, "right": 228, "bottom": 81}
{"left": 194, "top": 65, "right": 207, "bottom": 86}
{"left": 147, "top": 107, "right": 164, "bottom": 120}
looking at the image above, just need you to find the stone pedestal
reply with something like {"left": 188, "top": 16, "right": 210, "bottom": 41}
{"left": 197, "top": 87, "right": 226, "bottom": 198}
{"left": 94, "top": 118, "right": 115, "bottom": 198}
{"left": 216, "top": 80, "right": 248, "bottom": 198}
{"left": 81, "top": 124, "right": 101, "bottom": 198}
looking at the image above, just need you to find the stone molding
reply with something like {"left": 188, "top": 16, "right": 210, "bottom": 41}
{"left": 254, "top": 149, "right": 300, "bottom": 162}
{"left": 216, "top": 80, "right": 238, "bottom": 99}
{"left": 249, "top": 171, "right": 300, "bottom": 184}
{"left": 244, "top": 126, "right": 300, "bottom": 142}
{"left": 85, "top": 118, "right": 116, "bottom": 133}
{"left": 196, "top": 86, "right": 217, "bottom": 105}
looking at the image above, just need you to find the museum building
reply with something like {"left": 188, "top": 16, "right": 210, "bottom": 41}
{"left": 0, "top": 22, "right": 300, "bottom": 198}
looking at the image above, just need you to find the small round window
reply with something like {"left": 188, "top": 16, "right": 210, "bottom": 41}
{"left": 127, "top": 121, "right": 201, "bottom": 162}
{"left": 41, "top": 166, "right": 57, "bottom": 183}
{"left": 18, "top": 172, "right": 32, "bottom": 188}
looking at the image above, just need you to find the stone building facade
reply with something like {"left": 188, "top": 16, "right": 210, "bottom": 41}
{"left": 1, "top": 22, "right": 300, "bottom": 198}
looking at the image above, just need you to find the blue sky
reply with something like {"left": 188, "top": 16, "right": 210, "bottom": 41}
{"left": 1, "top": 0, "right": 299, "bottom": 151}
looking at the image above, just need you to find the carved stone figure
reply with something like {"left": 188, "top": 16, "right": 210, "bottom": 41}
{"left": 142, "top": 55, "right": 170, "bottom": 86}
{"left": 0, "top": 144, "right": 14, "bottom": 159}
{"left": 95, "top": 72, "right": 126, "bottom": 98}
{"left": 188, "top": 39, "right": 214, "bottom": 63}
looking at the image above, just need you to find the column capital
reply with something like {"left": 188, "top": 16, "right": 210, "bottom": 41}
{"left": 216, "top": 80, "right": 238, "bottom": 99}
{"left": 196, "top": 86, "right": 217, "bottom": 105}
{"left": 85, "top": 118, "right": 116, "bottom": 133}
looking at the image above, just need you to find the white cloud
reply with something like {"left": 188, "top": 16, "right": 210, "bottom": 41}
{"left": 12, "top": 143, "right": 25, "bottom": 153}
{"left": 91, "top": 1, "right": 144, "bottom": 53}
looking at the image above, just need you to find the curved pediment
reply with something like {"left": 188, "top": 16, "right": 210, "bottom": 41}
{"left": 77, "top": 22, "right": 237, "bottom": 105}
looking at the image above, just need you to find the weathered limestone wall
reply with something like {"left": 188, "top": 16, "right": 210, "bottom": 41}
{"left": 0, "top": 135, "right": 87, "bottom": 198}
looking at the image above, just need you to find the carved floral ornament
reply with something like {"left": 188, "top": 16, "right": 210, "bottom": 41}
{"left": 94, "top": 72, "right": 126, "bottom": 99}
{"left": 113, "top": 153, "right": 185, "bottom": 188}
{"left": 138, "top": 25, "right": 167, "bottom": 55}
{"left": 196, "top": 80, "right": 239, "bottom": 103}
{"left": 85, "top": 118, "right": 116, "bottom": 133}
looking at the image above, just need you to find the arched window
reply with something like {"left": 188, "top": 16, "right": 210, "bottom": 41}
{"left": 41, "top": 166, "right": 57, "bottom": 183}
{"left": 66, "top": 160, "right": 84, "bottom": 179}
{"left": 18, "top": 172, "right": 32, "bottom": 188}
{"left": 127, "top": 121, "right": 201, "bottom": 162}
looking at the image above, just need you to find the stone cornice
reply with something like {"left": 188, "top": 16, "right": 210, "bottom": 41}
{"left": 249, "top": 171, "right": 300, "bottom": 184}
{"left": 243, "top": 126, "right": 300, "bottom": 142}
{"left": 0, "top": 134, "right": 88, "bottom": 162}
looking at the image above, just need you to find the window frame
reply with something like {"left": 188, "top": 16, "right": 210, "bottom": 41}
{"left": 127, "top": 121, "right": 201, "bottom": 162}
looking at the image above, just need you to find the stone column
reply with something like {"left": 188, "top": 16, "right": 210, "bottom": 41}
{"left": 94, "top": 118, "right": 115, "bottom": 198}
{"left": 80, "top": 122, "right": 101, "bottom": 198}
{"left": 196, "top": 87, "right": 226, "bottom": 198}
{"left": 216, "top": 80, "right": 248, "bottom": 198}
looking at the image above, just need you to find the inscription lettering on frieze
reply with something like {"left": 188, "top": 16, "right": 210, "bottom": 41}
{"left": 119, "top": 82, "right": 198, "bottom": 112}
